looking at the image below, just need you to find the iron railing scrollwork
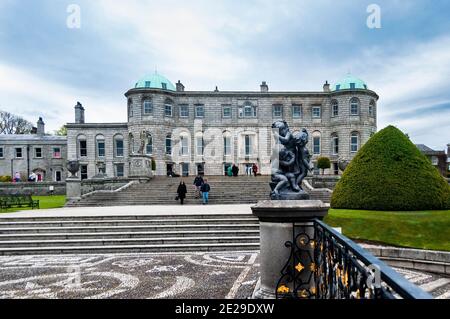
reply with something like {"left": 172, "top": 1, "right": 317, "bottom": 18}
{"left": 276, "top": 219, "right": 433, "bottom": 299}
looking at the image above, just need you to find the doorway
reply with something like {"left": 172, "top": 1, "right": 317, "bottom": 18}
{"left": 182, "top": 163, "right": 190, "bottom": 177}
{"left": 197, "top": 163, "right": 205, "bottom": 176}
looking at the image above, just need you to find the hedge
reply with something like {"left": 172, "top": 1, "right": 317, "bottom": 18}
{"left": 331, "top": 125, "right": 450, "bottom": 211}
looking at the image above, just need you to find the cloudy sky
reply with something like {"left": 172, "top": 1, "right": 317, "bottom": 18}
{"left": 0, "top": 0, "right": 449, "bottom": 149}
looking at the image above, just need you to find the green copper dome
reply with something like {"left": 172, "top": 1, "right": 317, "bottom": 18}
{"left": 135, "top": 73, "right": 176, "bottom": 91}
{"left": 333, "top": 74, "right": 368, "bottom": 91}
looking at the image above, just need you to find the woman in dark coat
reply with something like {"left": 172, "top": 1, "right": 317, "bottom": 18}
{"left": 177, "top": 181, "right": 188, "bottom": 205}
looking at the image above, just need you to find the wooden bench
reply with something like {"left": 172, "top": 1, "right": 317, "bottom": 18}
{"left": 0, "top": 195, "right": 40, "bottom": 211}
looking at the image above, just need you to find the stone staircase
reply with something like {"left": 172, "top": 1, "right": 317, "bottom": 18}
{"left": 0, "top": 213, "right": 260, "bottom": 255}
{"left": 66, "top": 176, "right": 331, "bottom": 207}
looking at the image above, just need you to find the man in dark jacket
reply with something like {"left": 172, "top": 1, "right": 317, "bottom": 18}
{"left": 232, "top": 164, "right": 239, "bottom": 177}
{"left": 193, "top": 175, "right": 204, "bottom": 198}
{"left": 200, "top": 179, "right": 210, "bottom": 205}
{"left": 177, "top": 181, "right": 187, "bottom": 205}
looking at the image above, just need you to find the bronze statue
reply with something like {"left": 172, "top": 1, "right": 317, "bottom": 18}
{"left": 271, "top": 121, "right": 311, "bottom": 200}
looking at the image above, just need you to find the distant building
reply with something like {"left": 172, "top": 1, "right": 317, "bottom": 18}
{"left": 0, "top": 118, "right": 67, "bottom": 181}
{"left": 447, "top": 143, "right": 450, "bottom": 173}
{"left": 416, "top": 144, "right": 447, "bottom": 177}
{"left": 66, "top": 73, "right": 378, "bottom": 179}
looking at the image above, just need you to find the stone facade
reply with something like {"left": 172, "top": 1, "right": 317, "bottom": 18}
{"left": 0, "top": 118, "right": 67, "bottom": 182}
{"left": 66, "top": 75, "right": 379, "bottom": 179}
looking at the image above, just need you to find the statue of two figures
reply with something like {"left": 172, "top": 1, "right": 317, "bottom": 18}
{"left": 271, "top": 121, "right": 312, "bottom": 200}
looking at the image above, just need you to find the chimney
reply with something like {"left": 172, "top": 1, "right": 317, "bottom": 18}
{"left": 260, "top": 81, "right": 269, "bottom": 93}
{"left": 75, "top": 102, "right": 85, "bottom": 124}
{"left": 214, "top": 86, "right": 219, "bottom": 92}
{"left": 37, "top": 117, "right": 45, "bottom": 135}
{"left": 323, "top": 81, "right": 331, "bottom": 92}
{"left": 176, "top": 80, "right": 185, "bottom": 92}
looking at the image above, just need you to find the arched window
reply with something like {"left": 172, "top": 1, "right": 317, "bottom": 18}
{"left": 165, "top": 134, "right": 172, "bottom": 155}
{"left": 369, "top": 100, "right": 376, "bottom": 117}
{"left": 164, "top": 99, "right": 173, "bottom": 117}
{"left": 350, "top": 98, "right": 360, "bottom": 116}
{"left": 180, "top": 133, "right": 189, "bottom": 156}
{"left": 143, "top": 98, "right": 153, "bottom": 115}
{"left": 128, "top": 98, "right": 133, "bottom": 118}
{"left": 331, "top": 133, "right": 339, "bottom": 155}
{"left": 114, "top": 134, "right": 124, "bottom": 157}
{"left": 331, "top": 100, "right": 339, "bottom": 117}
{"left": 77, "top": 134, "right": 87, "bottom": 158}
{"left": 146, "top": 133, "right": 153, "bottom": 155}
{"left": 96, "top": 135, "right": 105, "bottom": 158}
{"left": 351, "top": 132, "right": 360, "bottom": 153}
{"left": 195, "top": 133, "right": 204, "bottom": 156}
{"left": 312, "top": 131, "right": 321, "bottom": 155}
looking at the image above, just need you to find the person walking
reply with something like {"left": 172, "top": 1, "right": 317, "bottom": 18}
{"left": 232, "top": 164, "right": 239, "bottom": 177}
{"left": 193, "top": 175, "right": 204, "bottom": 199}
{"left": 227, "top": 165, "right": 233, "bottom": 177}
{"left": 177, "top": 181, "right": 188, "bottom": 205}
{"left": 252, "top": 163, "right": 258, "bottom": 177}
{"left": 200, "top": 179, "right": 210, "bottom": 205}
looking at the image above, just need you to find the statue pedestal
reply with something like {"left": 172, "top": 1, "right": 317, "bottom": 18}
{"left": 251, "top": 200, "right": 329, "bottom": 299}
{"left": 66, "top": 177, "right": 81, "bottom": 201}
{"left": 270, "top": 190, "right": 310, "bottom": 200}
{"left": 129, "top": 155, "right": 153, "bottom": 181}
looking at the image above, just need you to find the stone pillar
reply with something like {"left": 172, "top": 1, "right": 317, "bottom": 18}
{"left": 66, "top": 177, "right": 81, "bottom": 201}
{"left": 251, "top": 200, "right": 329, "bottom": 299}
{"left": 128, "top": 155, "right": 153, "bottom": 181}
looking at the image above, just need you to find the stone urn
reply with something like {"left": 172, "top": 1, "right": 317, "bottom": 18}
{"left": 338, "top": 159, "right": 350, "bottom": 172}
{"left": 67, "top": 160, "right": 80, "bottom": 178}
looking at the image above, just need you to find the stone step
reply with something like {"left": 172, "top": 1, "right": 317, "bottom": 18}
{"left": 0, "top": 229, "right": 260, "bottom": 241}
{"left": 0, "top": 223, "right": 260, "bottom": 234}
{"left": 0, "top": 236, "right": 260, "bottom": 248}
{"left": 0, "top": 242, "right": 260, "bottom": 255}
{"left": 0, "top": 218, "right": 258, "bottom": 228}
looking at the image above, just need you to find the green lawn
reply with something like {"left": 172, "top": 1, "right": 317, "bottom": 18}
{"left": 1, "top": 195, "right": 66, "bottom": 213}
{"left": 325, "top": 209, "right": 450, "bottom": 251}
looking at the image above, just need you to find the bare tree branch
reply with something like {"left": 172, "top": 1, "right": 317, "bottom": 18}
{"left": 0, "top": 110, "right": 33, "bottom": 135}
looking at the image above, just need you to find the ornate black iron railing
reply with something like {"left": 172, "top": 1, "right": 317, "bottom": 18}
{"left": 276, "top": 219, "right": 433, "bottom": 299}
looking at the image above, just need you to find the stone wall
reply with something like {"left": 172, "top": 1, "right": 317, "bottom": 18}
{"left": 0, "top": 182, "right": 66, "bottom": 195}
{"left": 81, "top": 178, "right": 132, "bottom": 195}
{"left": 309, "top": 175, "right": 341, "bottom": 190}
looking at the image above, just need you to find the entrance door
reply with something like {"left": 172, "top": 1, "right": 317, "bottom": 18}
{"left": 197, "top": 163, "right": 204, "bottom": 176}
{"left": 182, "top": 163, "right": 189, "bottom": 177}
{"left": 55, "top": 171, "right": 62, "bottom": 182}
{"left": 333, "top": 163, "right": 339, "bottom": 175}
{"left": 166, "top": 163, "right": 174, "bottom": 176}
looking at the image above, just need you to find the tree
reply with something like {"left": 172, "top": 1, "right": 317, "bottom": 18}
{"left": 317, "top": 157, "right": 331, "bottom": 175}
{"left": 0, "top": 110, "right": 33, "bottom": 134}
{"left": 331, "top": 126, "right": 450, "bottom": 211}
{"left": 55, "top": 125, "right": 67, "bottom": 136}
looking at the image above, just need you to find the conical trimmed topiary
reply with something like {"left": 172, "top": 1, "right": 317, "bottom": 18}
{"left": 331, "top": 126, "right": 450, "bottom": 211}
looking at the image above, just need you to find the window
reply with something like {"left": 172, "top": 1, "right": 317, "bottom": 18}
{"left": 196, "top": 136, "right": 204, "bottom": 156}
{"left": 166, "top": 134, "right": 172, "bottom": 155}
{"left": 15, "top": 148, "right": 23, "bottom": 158}
{"left": 96, "top": 135, "right": 105, "bottom": 158}
{"left": 128, "top": 99, "right": 133, "bottom": 118}
{"left": 180, "top": 136, "right": 189, "bottom": 155}
{"left": 77, "top": 135, "right": 87, "bottom": 157}
{"left": 350, "top": 98, "right": 359, "bottom": 116}
{"left": 53, "top": 147, "right": 61, "bottom": 159}
{"left": 115, "top": 164, "right": 124, "bottom": 177}
{"left": 162, "top": 83, "right": 167, "bottom": 90}
{"left": 34, "top": 148, "right": 42, "bottom": 158}
{"left": 224, "top": 136, "right": 231, "bottom": 156}
{"left": 165, "top": 104, "right": 173, "bottom": 117}
{"left": 273, "top": 105, "right": 283, "bottom": 118}
{"left": 0, "top": 147, "right": 3, "bottom": 158}
{"left": 369, "top": 100, "right": 376, "bottom": 117}
{"left": 180, "top": 105, "right": 189, "bottom": 118}
{"left": 313, "top": 137, "right": 321, "bottom": 155}
{"left": 223, "top": 105, "right": 231, "bottom": 118}
{"left": 80, "top": 165, "right": 88, "bottom": 180}
{"left": 195, "top": 105, "right": 205, "bottom": 118}
{"left": 239, "top": 102, "right": 257, "bottom": 118}
{"left": 114, "top": 135, "right": 124, "bottom": 157}
{"left": 129, "top": 134, "right": 135, "bottom": 154}
{"left": 55, "top": 171, "right": 62, "bottom": 182}
{"left": 245, "top": 135, "right": 252, "bottom": 156}
{"left": 431, "top": 156, "right": 438, "bottom": 166}
{"left": 146, "top": 134, "right": 153, "bottom": 155}
{"left": 145, "top": 81, "right": 151, "bottom": 88}
{"left": 351, "top": 132, "right": 359, "bottom": 153}
{"left": 143, "top": 100, "right": 153, "bottom": 114}
{"left": 312, "top": 106, "right": 321, "bottom": 118}
{"left": 332, "top": 135, "right": 339, "bottom": 155}
{"left": 292, "top": 105, "right": 302, "bottom": 118}
{"left": 350, "top": 83, "right": 356, "bottom": 89}
{"left": 332, "top": 100, "right": 339, "bottom": 117}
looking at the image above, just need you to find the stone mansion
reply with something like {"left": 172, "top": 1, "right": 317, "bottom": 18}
{"left": 0, "top": 73, "right": 378, "bottom": 180}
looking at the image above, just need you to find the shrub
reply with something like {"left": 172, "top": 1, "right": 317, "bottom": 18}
{"left": 317, "top": 157, "right": 331, "bottom": 175}
{"left": 0, "top": 176, "right": 13, "bottom": 183}
{"left": 331, "top": 125, "right": 450, "bottom": 211}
